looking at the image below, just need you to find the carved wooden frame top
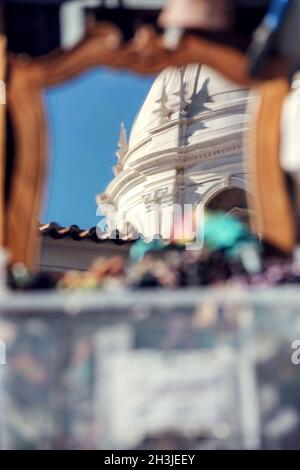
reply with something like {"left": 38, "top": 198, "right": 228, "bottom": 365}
{"left": 6, "top": 23, "right": 290, "bottom": 268}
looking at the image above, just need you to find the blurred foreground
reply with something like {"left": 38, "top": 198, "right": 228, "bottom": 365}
{"left": 0, "top": 288, "right": 300, "bottom": 450}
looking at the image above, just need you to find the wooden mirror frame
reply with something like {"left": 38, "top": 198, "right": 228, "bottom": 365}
{"left": 6, "top": 23, "right": 294, "bottom": 269}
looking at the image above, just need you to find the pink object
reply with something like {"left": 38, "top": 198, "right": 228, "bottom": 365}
{"left": 159, "top": 0, "right": 232, "bottom": 31}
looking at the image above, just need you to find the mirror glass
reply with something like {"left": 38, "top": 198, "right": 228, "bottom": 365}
{"left": 42, "top": 68, "right": 154, "bottom": 228}
{"left": 41, "top": 62, "right": 250, "bottom": 241}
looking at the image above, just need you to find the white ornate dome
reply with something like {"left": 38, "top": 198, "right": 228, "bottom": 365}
{"left": 98, "top": 64, "right": 250, "bottom": 239}
{"left": 128, "top": 63, "right": 247, "bottom": 152}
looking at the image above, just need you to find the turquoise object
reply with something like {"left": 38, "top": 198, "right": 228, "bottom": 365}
{"left": 203, "top": 212, "right": 254, "bottom": 251}
{"left": 130, "top": 239, "right": 167, "bottom": 262}
{"left": 202, "top": 212, "right": 261, "bottom": 272}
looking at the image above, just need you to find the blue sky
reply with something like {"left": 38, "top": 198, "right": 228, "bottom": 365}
{"left": 42, "top": 69, "right": 154, "bottom": 228}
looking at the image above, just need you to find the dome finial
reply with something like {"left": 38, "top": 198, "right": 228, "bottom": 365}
{"left": 116, "top": 122, "right": 128, "bottom": 162}
{"left": 113, "top": 122, "right": 128, "bottom": 176}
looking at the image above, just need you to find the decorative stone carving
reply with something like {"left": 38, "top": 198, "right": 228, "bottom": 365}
{"left": 222, "top": 175, "right": 231, "bottom": 187}
{"left": 113, "top": 164, "right": 123, "bottom": 177}
{"left": 96, "top": 192, "right": 109, "bottom": 204}
{"left": 143, "top": 187, "right": 176, "bottom": 211}
{"left": 100, "top": 63, "right": 250, "bottom": 237}
{"left": 113, "top": 122, "right": 128, "bottom": 175}
{"left": 116, "top": 122, "right": 128, "bottom": 162}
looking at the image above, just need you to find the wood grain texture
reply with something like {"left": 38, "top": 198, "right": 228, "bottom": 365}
{"left": 248, "top": 79, "right": 295, "bottom": 254}
{"left": 0, "top": 35, "right": 6, "bottom": 247}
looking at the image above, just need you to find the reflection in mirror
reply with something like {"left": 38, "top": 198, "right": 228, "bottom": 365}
{"left": 97, "top": 63, "right": 250, "bottom": 241}
{"left": 42, "top": 69, "right": 154, "bottom": 228}
{"left": 40, "top": 63, "right": 251, "bottom": 271}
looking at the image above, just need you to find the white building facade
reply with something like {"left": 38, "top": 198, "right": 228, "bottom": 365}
{"left": 98, "top": 64, "right": 250, "bottom": 239}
